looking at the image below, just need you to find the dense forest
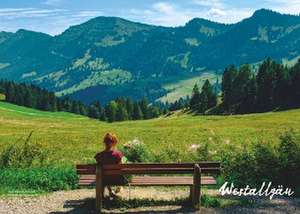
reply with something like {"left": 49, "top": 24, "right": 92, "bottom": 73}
{"left": 190, "top": 58, "right": 300, "bottom": 114}
{"left": 1, "top": 58, "right": 300, "bottom": 120}
{"left": 0, "top": 80, "right": 167, "bottom": 122}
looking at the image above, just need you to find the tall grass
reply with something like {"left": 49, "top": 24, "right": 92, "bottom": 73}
{"left": 0, "top": 167, "right": 78, "bottom": 192}
{"left": 0, "top": 132, "right": 78, "bottom": 192}
{"left": 221, "top": 130, "right": 300, "bottom": 189}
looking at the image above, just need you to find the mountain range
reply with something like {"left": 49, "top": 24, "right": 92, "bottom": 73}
{"left": 0, "top": 9, "right": 300, "bottom": 104}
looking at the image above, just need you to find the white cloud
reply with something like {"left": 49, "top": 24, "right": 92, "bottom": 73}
{"left": 0, "top": 8, "right": 104, "bottom": 35}
{"left": 208, "top": 8, "right": 227, "bottom": 17}
{"left": 44, "top": 0, "right": 64, "bottom": 6}
{"left": 7, "top": 1, "right": 299, "bottom": 35}
{"left": 0, "top": 8, "right": 35, "bottom": 12}
{"left": 73, "top": 11, "right": 103, "bottom": 18}
{"left": 0, "top": 8, "right": 66, "bottom": 18}
{"left": 212, "top": 8, "right": 252, "bottom": 23}
{"left": 126, "top": 1, "right": 253, "bottom": 26}
{"left": 150, "top": 2, "right": 192, "bottom": 26}
{"left": 266, "top": 0, "right": 300, "bottom": 14}
{"left": 126, "top": 2, "right": 193, "bottom": 26}
{"left": 153, "top": 2, "right": 174, "bottom": 14}
{"left": 193, "top": 0, "right": 224, "bottom": 8}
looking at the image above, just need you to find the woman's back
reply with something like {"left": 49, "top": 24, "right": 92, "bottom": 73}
{"left": 95, "top": 150, "right": 123, "bottom": 165}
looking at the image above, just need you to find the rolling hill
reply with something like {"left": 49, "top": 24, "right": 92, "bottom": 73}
{"left": 0, "top": 101, "right": 299, "bottom": 165}
{"left": 0, "top": 9, "right": 300, "bottom": 103}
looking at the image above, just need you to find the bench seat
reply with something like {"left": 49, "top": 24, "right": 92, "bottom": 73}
{"left": 76, "top": 162, "right": 221, "bottom": 212}
{"left": 78, "top": 175, "right": 217, "bottom": 186}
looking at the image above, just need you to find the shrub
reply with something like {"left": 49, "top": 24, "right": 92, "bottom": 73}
{"left": 164, "top": 146, "right": 182, "bottom": 162}
{"left": 253, "top": 142, "right": 279, "bottom": 184}
{"left": 0, "top": 132, "right": 48, "bottom": 168}
{"left": 201, "top": 194, "right": 221, "bottom": 207}
{"left": 222, "top": 130, "right": 300, "bottom": 189}
{"left": 151, "top": 146, "right": 183, "bottom": 163}
{"left": 196, "top": 142, "right": 210, "bottom": 161}
{"left": 121, "top": 138, "right": 151, "bottom": 162}
{"left": 222, "top": 147, "right": 257, "bottom": 187}
{"left": 278, "top": 130, "right": 300, "bottom": 187}
{"left": 0, "top": 167, "right": 78, "bottom": 191}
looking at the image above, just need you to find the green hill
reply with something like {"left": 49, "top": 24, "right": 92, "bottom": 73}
{"left": 0, "top": 101, "right": 299, "bottom": 165}
{"left": 1, "top": 9, "right": 300, "bottom": 103}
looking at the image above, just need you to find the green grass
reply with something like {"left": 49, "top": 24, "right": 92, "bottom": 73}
{"left": 1, "top": 101, "right": 300, "bottom": 166}
{"left": 0, "top": 167, "right": 77, "bottom": 193}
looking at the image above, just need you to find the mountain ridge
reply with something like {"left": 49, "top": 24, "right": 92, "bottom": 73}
{"left": 0, "top": 9, "right": 300, "bottom": 104}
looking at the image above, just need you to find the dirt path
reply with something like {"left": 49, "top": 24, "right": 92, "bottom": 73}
{"left": 0, "top": 188, "right": 299, "bottom": 214}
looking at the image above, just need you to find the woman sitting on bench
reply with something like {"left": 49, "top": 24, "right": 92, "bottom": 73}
{"left": 94, "top": 132, "right": 125, "bottom": 197}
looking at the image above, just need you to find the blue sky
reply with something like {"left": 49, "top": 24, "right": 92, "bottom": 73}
{"left": 0, "top": 0, "right": 300, "bottom": 35}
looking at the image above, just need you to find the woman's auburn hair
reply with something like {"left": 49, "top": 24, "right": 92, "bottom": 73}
{"left": 103, "top": 132, "right": 118, "bottom": 145}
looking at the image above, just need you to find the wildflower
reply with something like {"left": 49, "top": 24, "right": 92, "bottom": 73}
{"left": 189, "top": 144, "right": 200, "bottom": 151}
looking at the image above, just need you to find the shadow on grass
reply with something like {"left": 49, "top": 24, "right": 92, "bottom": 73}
{"left": 49, "top": 197, "right": 195, "bottom": 214}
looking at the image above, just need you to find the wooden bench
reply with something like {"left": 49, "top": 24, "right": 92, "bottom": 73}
{"left": 76, "top": 162, "right": 221, "bottom": 213}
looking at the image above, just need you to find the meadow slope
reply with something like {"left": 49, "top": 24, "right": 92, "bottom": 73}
{"left": 0, "top": 101, "right": 300, "bottom": 165}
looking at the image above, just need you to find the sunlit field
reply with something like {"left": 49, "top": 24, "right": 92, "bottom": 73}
{"left": 1, "top": 101, "right": 300, "bottom": 166}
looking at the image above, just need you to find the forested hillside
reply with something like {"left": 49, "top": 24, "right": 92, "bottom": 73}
{"left": 189, "top": 58, "right": 300, "bottom": 114}
{"left": 1, "top": 9, "right": 300, "bottom": 103}
{"left": 0, "top": 80, "right": 166, "bottom": 122}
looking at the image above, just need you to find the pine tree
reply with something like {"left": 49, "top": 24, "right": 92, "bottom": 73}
{"left": 240, "top": 75, "right": 257, "bottom": 113}
{"left": 190, "top": 84, "right": 201, "bottom": 110}
{"left": 133, "top": 102, "right": 143, "bottom": 120}
{"left": 256, "top": 58, "right": 275, "bottom": 112}
{"left": 99, "top": 107, "right": 107, "bottom": 121}
{"left": 126, "top": 98, "right": 134, "bottom": 120}
{"left": 290, "top": 59, "right": 300, "bottom": 107}
{"left": 71, "top": 101, "right": 80, "bottom": 114}
{"left": 41, "top": 93, "right": 51, "bottom": 111}
{"left": 222, "top": 65, "right": 238, "bottom": 109}
{"left": 24, "top": 88, "right": 34, "bottom": 108}
{"left": 149, "top": 106, "right": 161, "bottom": 118}
{"left": 139, "top": 97, "right": 149, "bottom": 119}
{"left": 231, "top": 64, "right": 253, "bottom": 112}
{"left": 105, "top": 101, "right": 118, "bottom": 122}
{"left": 88, "top": 105, "right": 100, "bottom": 119}
{"left": 273, "top": 64, "right": 289, "bottom": 108}
{"left": 116, "top": 104, "right": 129, "bottom": 121}
{"left": 7, "top": 82, "right": 16, "bottom": 103}
{"left": 79, "top": 102, "right": 87, "bottom": 115}
{"left": 49, "top": 93, "right": 57, "bottom": 112}
{"left": 198, "top": 80, "right": 217, "bottom": 113}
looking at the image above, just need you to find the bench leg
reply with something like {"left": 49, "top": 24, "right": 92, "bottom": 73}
{"left": 96, "top": 164, "right": 103, "bottom": 213}
{"left": 193, "top": 164, "right": 201, "bottom": 210}
{"left": 189, "top": 186, "right": 194, "bottom": 201}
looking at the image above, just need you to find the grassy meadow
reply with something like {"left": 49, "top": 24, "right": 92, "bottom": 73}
{"left": 1, "top": 101, "right": 300, "bottom": 166}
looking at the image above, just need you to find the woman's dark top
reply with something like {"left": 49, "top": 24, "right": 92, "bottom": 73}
{"left": 95, "top": 150, "right": 123, "bottom": 164}
{"left": 94, "top": 150, "right": 125, "bottom": 185}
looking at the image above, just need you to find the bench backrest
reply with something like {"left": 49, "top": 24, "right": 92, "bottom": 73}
{"left": 76, "top": 162, "right": 221, "bottom": 176}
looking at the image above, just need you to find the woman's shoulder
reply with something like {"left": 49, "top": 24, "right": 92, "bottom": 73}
{"left": 94, "top": 151, "right": 105, "bottom": 160}
{"left": 112, "top": 150, "right": 123, "bottom": 158}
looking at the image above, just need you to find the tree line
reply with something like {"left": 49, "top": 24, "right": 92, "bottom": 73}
{"left": 0, "top": 80, "right": 167, "bottom": 122}
{"left": 189, "top": 58, "right": 300, "bottom": 114}
{"left": 189, "top": 80, "right": 217, "bottom": 113}
{"left": 1, "top": 57, "right": 299, "bottom": 119}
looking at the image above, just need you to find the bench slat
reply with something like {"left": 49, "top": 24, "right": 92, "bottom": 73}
{"left": 76, "top": 168, "right": 220, "bottom": 175}
{"left": 78, "top": 176, "right": 216, "bottom": 186}
{"left": 76, "top": 166, "right": 220, "bottom": 175}
{"left": 102, "top": 162, "right": 220, "bottom": 169}
{"left": 76, "top": 162, "right": 220, "bottom": 171}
